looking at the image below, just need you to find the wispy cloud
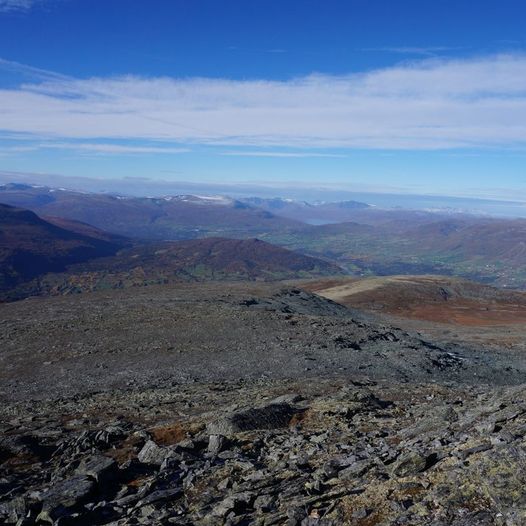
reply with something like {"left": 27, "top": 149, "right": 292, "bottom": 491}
{"left": 1, "top": 54, "right": 526, "bottom": 150}
{"left": 221, "top": 151, "right": 345, "bottom": 158}
{"left": 0, "top": 57, "right": 70, "bottom": 81}
{"left": 363, "top": 46, "right": 459, "bottom": 57}
{"left": 0, "top": 141, "right": 190, "bottom": 156}
{"left": 43, "top": 142, "right": 190, "bottom": 155}
{"left": 0, "top": 0, "right": 41, "bottom": 12}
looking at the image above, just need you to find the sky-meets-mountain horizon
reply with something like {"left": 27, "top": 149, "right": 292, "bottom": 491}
{"left": 1, "top": 0, "right": 526, "bottom": 200}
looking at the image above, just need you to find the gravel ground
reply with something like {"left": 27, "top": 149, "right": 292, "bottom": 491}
{"left": 1, "top": 282, "right": 525, "bottom": 402}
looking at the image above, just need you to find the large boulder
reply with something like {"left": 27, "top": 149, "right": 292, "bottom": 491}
{"left": 207, "top": 402, "right": 299, "bottom": 437}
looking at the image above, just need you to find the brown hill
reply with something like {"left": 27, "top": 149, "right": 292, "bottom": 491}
{"left": 105, "top": 237, "right": 342, "bottom": 277}
{"left": 23, "top": 238, "right": 344, "bottom": 298}
{"left": 0, "top": 203, "right": 123, "bottom": 292}
{"left": 306, "top": 275, "right": 526, "bottom": 326}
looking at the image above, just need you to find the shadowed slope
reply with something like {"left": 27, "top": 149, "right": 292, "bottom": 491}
{"left": 0, "top": 203, "right": 122, "bottom": 291}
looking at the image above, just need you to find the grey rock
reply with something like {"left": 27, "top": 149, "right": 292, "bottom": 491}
{"left": 75, "top": 454, "right": 117, "bottom": 483}
{"left": 137, "top": 440, "right": 174, "bottom": 466}
{"left": 456, "top": 442, "right": 493, "bottom": 460}
{"left": 287, "top": 505, "right": 306, "bottom": 526}
{"left": 0, "top": 496, "right": 27, "bottom": 523}
{"left": 207, "top": 402, "right": 299, "bottom": 436}
{"left": 37, "top": 475, "right": 95, "bottom": 523}
{"left": 270, "top": 393, "right": 304, "bottom": 405}
{"left": 254, "top": 494, "right": 276, "bottom": 512}
{"left": 136, "top": 488, "right": 183, "bottom": 507}
{"left": 338, "top": 459, "right": 373, "bottom": 479}
{"left": 390, "top": 452, "right": 428, "bottom": 477}
{"left": 212, "top": 491, "right": 254, "bottom": 517}
{"left": 207, "top": 434, "right": 227, "bottom": 455}
{"left": 351, "top": 507, "right": 370, "bottom": 519}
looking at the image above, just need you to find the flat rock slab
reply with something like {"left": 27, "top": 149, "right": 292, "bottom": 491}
{"left": 75, "top": 454, "right": 117, "bottom": 483}
{"left": 137, "top": 440, "right": 174, "bottom": 466}
{"left": 207, "top": 402, "right": 299, "bottom": 436}
{"left": 37, "top": 475, "right": 95, "bottom": 523}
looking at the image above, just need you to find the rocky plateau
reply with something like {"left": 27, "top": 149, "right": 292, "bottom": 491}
{"left": 1, "top": 282, "right": 526, "bottom": 525}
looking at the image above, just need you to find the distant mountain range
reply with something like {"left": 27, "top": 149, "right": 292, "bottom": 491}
{"left": 240, "top": 196, "right": 370, "bottom": 224}
{"left": 0, "top": 183, "right": 303, "bottom": 240}
{"left": 2, "top": 182, "right": 526, "bottom": 290}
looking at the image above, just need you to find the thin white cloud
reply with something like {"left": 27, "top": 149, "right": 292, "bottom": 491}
{"left": 43, "top": 142, "right": 190, "bottom": 154}
{"left": 221, "top": 151, "right": 346, "bottom": 158}
{"left": 1, "top": 54, "right": 526, "bottom": 150}
{"left": 363, "top": 46, "right": 459, "bottom": 57}
{"left": 0, "top": 0, "right": 40, "bottom": 12}
{"left": 0, "top": 57, "right": 69, "bottom": 81}
{"left": 0, "top": 142, "right": 189, "bottom": 156}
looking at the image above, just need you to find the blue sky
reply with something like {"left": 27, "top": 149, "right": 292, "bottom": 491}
{"left": 0, "top": 0, "right": 526, "bottom": 200}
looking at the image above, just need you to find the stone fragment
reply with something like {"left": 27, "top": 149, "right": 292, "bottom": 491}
{"left": 254, "top": 494, "right": 276, "bottom": 512}
{"left": 75, "top": 454, "right": 117, "bottom": 483}
{"left": 0, "top": 496, "right": 27, "bottom": 524}
{"left": 270, "top": 393, "right": 304, "bottom": 405}
{"left": 207, "top": 434, "right": 226, "bottom": 455}
{"left": 457, "top": 443, "right": 493, "bottom": 460}
{"left": 136, "top": 488, "right": 183, "bottom": 507}
{"left": 338, "top": 459, "right": 373, "bottom": 479}
{"left": 390, "top": 452, "right": 428, "bottom": 477}
{"left": 137, "top": 440, "right": 174, "bottom": 466}
{"left": 212, "top": 492, "right": 254, "bottom": 517}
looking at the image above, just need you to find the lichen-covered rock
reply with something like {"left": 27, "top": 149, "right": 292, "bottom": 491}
{"left": 390, "top": 451, "right": 429, "bottom": 477}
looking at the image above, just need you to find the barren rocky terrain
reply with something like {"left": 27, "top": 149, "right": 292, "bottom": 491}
{"left": 1, "top": 282, "right": 526, "bottom": 525}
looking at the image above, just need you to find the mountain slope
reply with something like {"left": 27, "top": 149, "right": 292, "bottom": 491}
{"left": 102, "top": 237, "right": 341, "bottom": 276}
{"left": 0, "top": 203, "right": 123, "bottom": 291}
{"left": 408, "top": 219, "right": 526, "bottom": 264}
{"left": 19, "top": 237, "right": 344, "bottom": 297}
{"left": 42, "top": 215, "right": 129, "bottom": 243}
{"left": 307, "top": 275, "right": 526, "bottom": 325}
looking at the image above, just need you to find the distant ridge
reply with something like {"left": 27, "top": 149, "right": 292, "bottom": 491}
{"left": 0, "top": 203, "right": 123, "bottom": 292}
{"left": 0, "top": 184, "right": 303, "bottom": 239}
{"left": 241, "top": 196, "right": 370, "bottom": 224}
